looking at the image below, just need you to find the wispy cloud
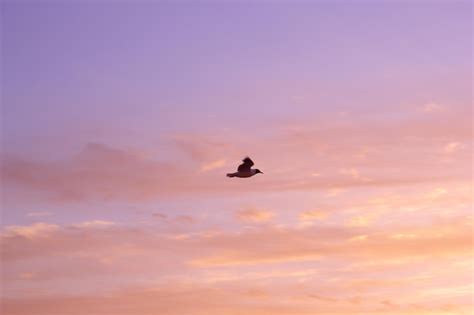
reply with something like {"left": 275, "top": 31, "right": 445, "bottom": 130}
{"left": 199, "top": 159, "right": 227, "bottom": 172}
{"left": 339, "top": 168, "right": 360, "bottom": 179}
{"left": 421, "top": 102, "right": 445, "bottom": 113}
{"left": 3, "top": 105, "right": 472, "bottom": 206}
{"left": 299, "top": 210, "right": 329, "bottom": 221}
{"left": 444, "top": 141, "right": 465, "bottom": 154}
{"left": 236, "top": 208, "right": 274, "bottom": 223}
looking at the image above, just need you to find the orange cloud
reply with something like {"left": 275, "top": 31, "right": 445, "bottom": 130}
{"left": 443, "top": 141, "right": 465, "bottom": 153}
{"left": 2, "top": 216, "right": 472, "bottom": 314}
{"left": 299, "top": 210, "right": 329, "bottom": 221}
{"left": 236, "top": 208, "right": 274, "bottom": 223}
{"left": 3, "top": 280, "right": 471, "bottom": 315}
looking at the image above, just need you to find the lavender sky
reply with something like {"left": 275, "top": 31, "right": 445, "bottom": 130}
{"left": 1, "top": 1, "right": 472, "bottom": 315}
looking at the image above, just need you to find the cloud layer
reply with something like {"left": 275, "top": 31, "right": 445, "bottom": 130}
{"left": 3, "top": 106, "right": 471, "bottom": 206}
{"left": 2, "top": 212, "right": 472, "bottom": 314}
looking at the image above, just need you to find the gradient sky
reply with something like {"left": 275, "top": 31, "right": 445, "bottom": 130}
{"left": 1, "top": 1, "right": 472, "bottom": 315}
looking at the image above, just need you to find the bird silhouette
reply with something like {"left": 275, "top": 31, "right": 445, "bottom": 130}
{"left": 226, "top": 157, "right": 263, "bottom": 178}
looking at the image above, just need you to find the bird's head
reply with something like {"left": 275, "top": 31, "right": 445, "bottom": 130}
{"left": 255, "top": 169, "right": 263, "bottom": 174}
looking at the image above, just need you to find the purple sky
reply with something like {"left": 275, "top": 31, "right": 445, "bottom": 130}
{"left": 3, "top": 1, "right": 471, "bottom": 158}
{"left": 1, "top": 2, "right": 472, "bottom": 315}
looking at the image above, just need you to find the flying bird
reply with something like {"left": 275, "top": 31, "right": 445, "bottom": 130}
{"left": 226, "top": 157, "right": 263, "bottom": 178}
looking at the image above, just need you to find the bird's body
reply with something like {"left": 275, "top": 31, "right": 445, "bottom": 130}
{"left": 227, "top": 169, "right": 260, "bottom": 178}
{"left": 227, "top": 157, "right": 263, "bottom": 178}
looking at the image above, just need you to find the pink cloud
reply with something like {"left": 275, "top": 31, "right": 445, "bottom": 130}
{"left": 2, "top": 106, "right": 471, "bottom": 206}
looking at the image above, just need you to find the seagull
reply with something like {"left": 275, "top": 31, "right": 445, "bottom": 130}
{"left": 226, "top": 157, "right": 263, "bottom": 178}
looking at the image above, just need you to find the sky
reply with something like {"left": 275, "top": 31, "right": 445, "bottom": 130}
{"left": 1, "top": 1, "right": 472, "bottom": 314}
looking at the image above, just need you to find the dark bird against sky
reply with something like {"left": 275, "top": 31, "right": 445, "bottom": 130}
{"left": 227, "top": 157, "right": 263, "bottom": 178}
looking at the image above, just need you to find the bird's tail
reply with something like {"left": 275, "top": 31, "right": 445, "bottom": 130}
{"left": 227, "top": 173, "right": 235, "bottom": 178}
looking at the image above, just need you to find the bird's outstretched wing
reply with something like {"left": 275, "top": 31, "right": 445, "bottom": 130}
{"left": 237, "top": 157, "right": 254, "bottom": 172}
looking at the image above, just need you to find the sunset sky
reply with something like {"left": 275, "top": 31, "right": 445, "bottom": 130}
{"left": 1, "top": 1, "right": 472, "bottom": 314}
